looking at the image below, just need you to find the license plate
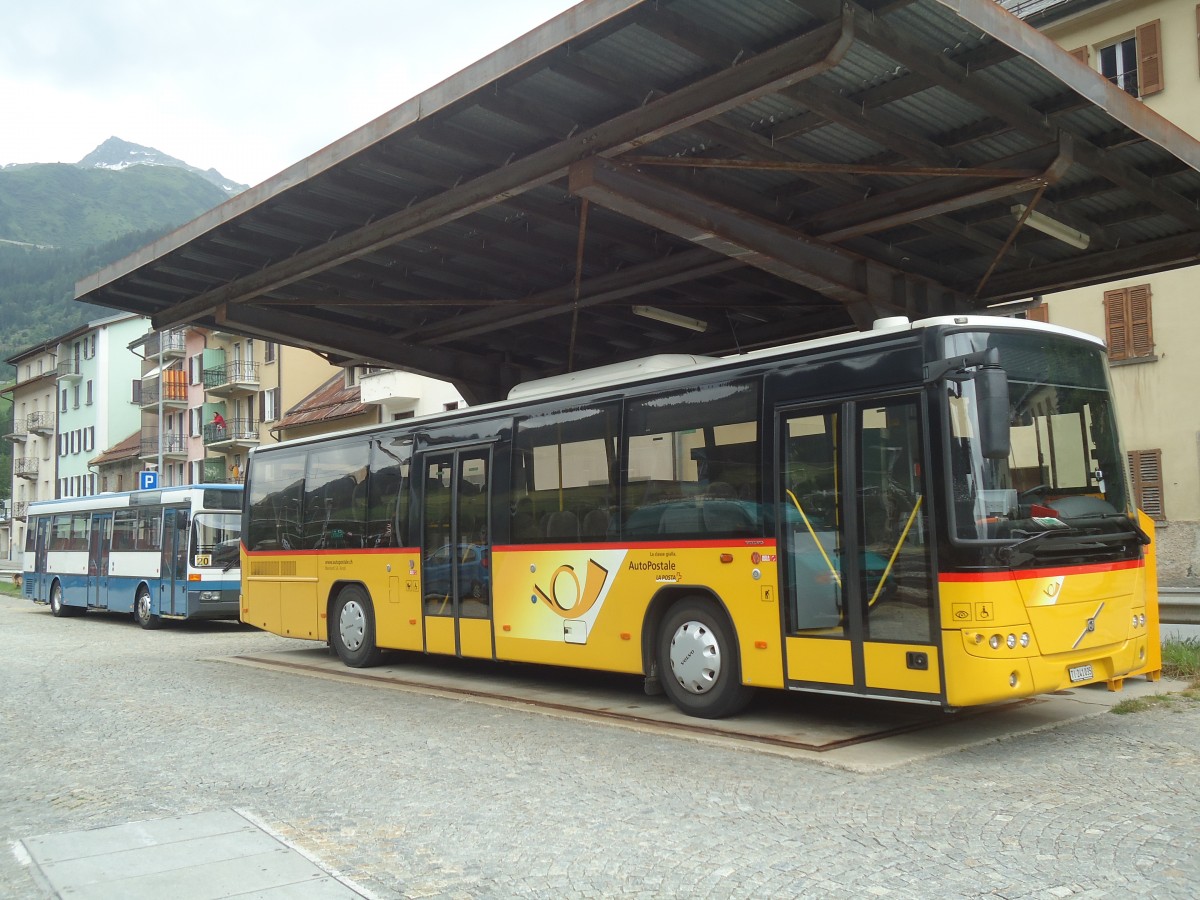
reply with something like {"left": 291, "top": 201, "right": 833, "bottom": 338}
{"left": 1068, "top": 664, "right": 1094, "bottom": 683}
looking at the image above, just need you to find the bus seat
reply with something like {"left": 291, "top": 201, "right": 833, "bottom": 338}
{"left": 545, "top": 510, "right": 580, "bottom": 541}
{"left": 659, "top": 503, "right": 703, "bottom": 535}
{"left": 701, "top": 500, "right": 755, "bottom": 535}
{"left": 582, "top": 508, "right": 610, "bottom": 540}
{"left": 707, "top": 481, "right": 735, "bottom": 499}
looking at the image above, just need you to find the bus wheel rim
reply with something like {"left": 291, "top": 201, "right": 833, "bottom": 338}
{"left": 339, "top": 600, "right": 366, "bottom": 651}
{"left": 668, "top": 619, "right": 721, "bottom": 695}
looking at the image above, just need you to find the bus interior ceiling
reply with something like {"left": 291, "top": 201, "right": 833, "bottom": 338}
{"left": 75, "top": 0, "right": 1200, "bottom": 404}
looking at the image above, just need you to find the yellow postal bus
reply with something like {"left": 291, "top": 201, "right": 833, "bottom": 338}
{"left": 241, "top": 315, "right": 1157, "bottom": 717}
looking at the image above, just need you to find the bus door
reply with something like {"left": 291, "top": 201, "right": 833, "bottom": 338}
{"left": 419, "top": 447, "right": 493, "bottom": 660}
{"left": 31, "top": 517, "right": 51, "bottom": 601}
{"left": 160, "top": 507, "right": 191, "bottom": 617}
{"left": 777, "top": 396, "right": 940, "bottom": 701}
{"left": 87, "top": 513, "right": 113, "bottom": 609}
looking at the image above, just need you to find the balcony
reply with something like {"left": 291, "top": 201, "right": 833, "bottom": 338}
{"left": 139, "top": 430, "right": 189, "bottom": 460}
{"left": 3, "top": 428, "right": 27, "bottom": 444}
{"left": 136, "top": 377, "right": 188, "bottom": 409}
{"left": 204, "top": 418, "right": 259, "bottom": 450}
{"left": 57, "top": 359, "right": 83, "bottom": 381}
{"left": 142, "top": 329, "right": 188, "bottom": 359}
{"left": 26, "top": 410, "right": 54, "bottom": 435}
{"left": 15, "top": 457, "right": 38, "bottom": 479}
{"left": 204, "top": 361, "right": 259, "bottom": 396}
{"left": 13, "top": 501, "right": 29, "bottom": 521}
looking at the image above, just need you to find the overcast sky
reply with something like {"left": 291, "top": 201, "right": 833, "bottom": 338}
{"left": 0, "top": 0, "right": 579, "bottom": 187}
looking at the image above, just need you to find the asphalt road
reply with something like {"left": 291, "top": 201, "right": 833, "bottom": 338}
{"left": 2, "top": 591, "right": 1198, "bottom": 899}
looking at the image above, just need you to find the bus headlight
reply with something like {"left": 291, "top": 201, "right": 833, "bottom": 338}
{"left": 989, "top": 634, "right": 1001, "bottom": 650}
{"left": 1006, "top": 633, "right": 1017, "bottom": 649}
{"left": 1019, "top": 633, "right": 1030, "bottom": 648}
{"left": 199, "top": 591, "right": 219, "bottom": 602}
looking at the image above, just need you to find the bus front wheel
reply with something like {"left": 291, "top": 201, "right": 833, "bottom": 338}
{"left": 134, "top": 587, "right": 162, "bottom": 630}
{"left": 49, "top": 581, "right": 81, "bottom": 618}
{"left": 657, "top": 597, "right": 754, "bottom": 719}
{"left": 331, "top": 586, "right": 384, "bottom": 668}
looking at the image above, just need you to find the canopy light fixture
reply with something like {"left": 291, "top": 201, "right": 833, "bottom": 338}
{"left": 1011, "top": 204, "right": 1090, "bottom": 250}
{"left": 632, "top": 305, "right": 708, "bottom": 333}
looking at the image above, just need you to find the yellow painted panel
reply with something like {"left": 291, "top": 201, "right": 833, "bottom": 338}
{"left": 425, "top": 615, "right": 456, "bottom": 655}
{"left": 459, "top": 618, "right": 494, "bottom": 659}
{"left": 785, "top": 636, "right": 853, "bottom": 685}
{"left": 279, "top": 581, "right": 320, "bottom": 640}
{"left": 374, "top": 573, "right": 423, "bottom": 651}
{"left": 863, "top": 642, "right": 940, "bottom": 694}
{"left": 242, "top": 579, "right": 281, "bottom": 634}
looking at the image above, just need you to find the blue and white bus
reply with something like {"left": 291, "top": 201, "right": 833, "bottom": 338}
{"left": 23, "top": 485, "right": 242, "bottom": 628}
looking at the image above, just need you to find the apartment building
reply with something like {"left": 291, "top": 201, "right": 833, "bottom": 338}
{"left": 123, "top": 328, "right": 341, "bottom": 487}
{"left": 3, "top": 314, "right": 148, "bottom": 557}
{"left": 1005, "top": 0, "right": 1200, "bottom": 585}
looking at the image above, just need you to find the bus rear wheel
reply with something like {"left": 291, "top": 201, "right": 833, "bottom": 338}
{"left": 134, "top": 586, "right": 162, "bottom": 630}
{"left": 331, "top": 586, "right": 384, "bottom": 668}
{"left": 49, "top": 581, "right": 81, "bottom": 618}
{"left": 657, "top": 597, "right": 754, "bottom": 719}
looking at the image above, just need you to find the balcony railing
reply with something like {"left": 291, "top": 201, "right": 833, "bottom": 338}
{"left": 13, "top": 501, "right": 29, "bottom": 520}
{"left": 15, "top": 457, "right": 38, "bottom": 479}
{"left": 204, "top": 418, "right": 259, "bottom": 447}
{"left": 139, "top": 431, "right": 189, "bottom": 458}
{"left": 26, "top": 410, "right": 54, "bottom": 434}
{"left": 203, "top": 361, "right": 260, "bottom": 394}
{"left": 142, "top": 329, "right": 188, "bottom": 358}
{"left": 136, "top": 380, "right": 188, "bottom": 408}
{"left": 56, "top": 359, "right": 82, "bottom": 380}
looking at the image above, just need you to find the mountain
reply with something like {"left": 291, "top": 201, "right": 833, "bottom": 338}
{"left": 0, "top": 139, "right": 239, "bottom": 363}
{"left": 78, "top": 136, "right": 247, "bottom": 195}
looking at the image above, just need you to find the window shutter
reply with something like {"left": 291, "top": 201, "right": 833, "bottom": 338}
{"left": 1103, "top": 289, "right": 1129, "bottom": 360}
{"left": 1137, "top": 20, "right": 1164, "bottom": 96}
{"left": 1128, "top": 449, "right": 1165, "bottom": 520}
{"left": 1068, "top": 46, "right": 1089, "bottom": 64}
{"left": 1127, "top": 284, "right": 1154, "bottom": 357}
{"left": 1025, "top": 305, "right": 1049, "bottom": 323}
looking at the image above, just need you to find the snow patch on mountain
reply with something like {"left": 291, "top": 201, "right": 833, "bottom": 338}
{"left": 77, "top": 137, "right": 247, "bottom": 195}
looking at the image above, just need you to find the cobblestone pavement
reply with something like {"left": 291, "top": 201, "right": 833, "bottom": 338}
{"left": 2, "top": 591, "right": 1198, "bottom": 899}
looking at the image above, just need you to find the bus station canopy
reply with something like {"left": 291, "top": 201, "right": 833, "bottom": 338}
{"left": 77, "top": 0, "right": 1200, "bottom": 403}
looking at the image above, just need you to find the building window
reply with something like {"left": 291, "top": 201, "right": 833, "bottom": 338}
{"left": 60, "top": 390, "right": 67, "bottom": 413}
{"left": 261, "top": 387, "right": 280, "bottom": 422}
{"left": 72, "top": 385, "right": 80, "bottom": 409}
{"left": 1128, "top": 449, "right": 1164, "bottom": 521}
{"left": 264, "top": 342, "right": 277, "bottom": 363}
{"left": 1097, "top": 21, "right": 1163, "bottom": 98}
{"left": 1103, "top": 285, "right": 1153, "bottom": 362}
{"left": 86, "top": 380, "right": 93, "bottom": 405}
{"left": 444, "top": 402, "right": 460, "bottom": 411}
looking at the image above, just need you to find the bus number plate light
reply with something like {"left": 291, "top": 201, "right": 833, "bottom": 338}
{"left": 1068, "top": 664, "right": 1094, "bottom": 683}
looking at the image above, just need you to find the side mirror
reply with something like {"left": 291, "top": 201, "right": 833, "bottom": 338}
{"left": 924, "top": 346, "right": 1011, "bottom": 460}
{"left": 974, "top": 356, "right": 1010, "bottom": 460}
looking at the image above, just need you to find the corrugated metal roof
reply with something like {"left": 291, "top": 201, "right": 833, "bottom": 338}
{"left": 76, "top": 0, "right": 1200, "bottom": 402}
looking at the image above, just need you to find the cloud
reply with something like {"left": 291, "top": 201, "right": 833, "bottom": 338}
{"left": 0, "top": 0, "right": 577, "bottom": 185}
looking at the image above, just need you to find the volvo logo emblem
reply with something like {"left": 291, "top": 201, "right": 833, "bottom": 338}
{"left": 1073, "top": 601, "right": 1106, "bottom": 649}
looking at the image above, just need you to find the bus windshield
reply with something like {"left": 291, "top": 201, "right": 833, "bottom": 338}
{"left": 945, "top": 330, "right": 1136, "bottom": 545}
{"left": 193, "top": 512, "right": 242, "bottom": 568}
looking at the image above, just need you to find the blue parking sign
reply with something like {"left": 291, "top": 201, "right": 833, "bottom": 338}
{"left": 139, "top": 470, "right": 159, "bottom": 490}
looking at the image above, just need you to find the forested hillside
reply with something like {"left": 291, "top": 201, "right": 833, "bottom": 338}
{"left": 0, "top": 160, "right": 233, "bottom": 365}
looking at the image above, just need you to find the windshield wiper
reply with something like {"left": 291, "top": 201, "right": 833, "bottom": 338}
{"left": 1063, "top": 512, "right": 1152, "bottom": 546}
{"left": 996, "top": 530, "right": 1057, "bottom": 565}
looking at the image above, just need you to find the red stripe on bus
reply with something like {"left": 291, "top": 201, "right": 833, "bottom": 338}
{"left": 939, "top": 559, "right": 1142, "bottom": 582}
{"left": 491, "top": 539, "right": 777, "bottom": 552}
{"left": 242, "top": 546, "right": 421, "bottom": 557}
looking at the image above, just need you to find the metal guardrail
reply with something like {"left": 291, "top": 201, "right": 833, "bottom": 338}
{"left": 1160, "top": 590, "right": 1200, "bottom": 627}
